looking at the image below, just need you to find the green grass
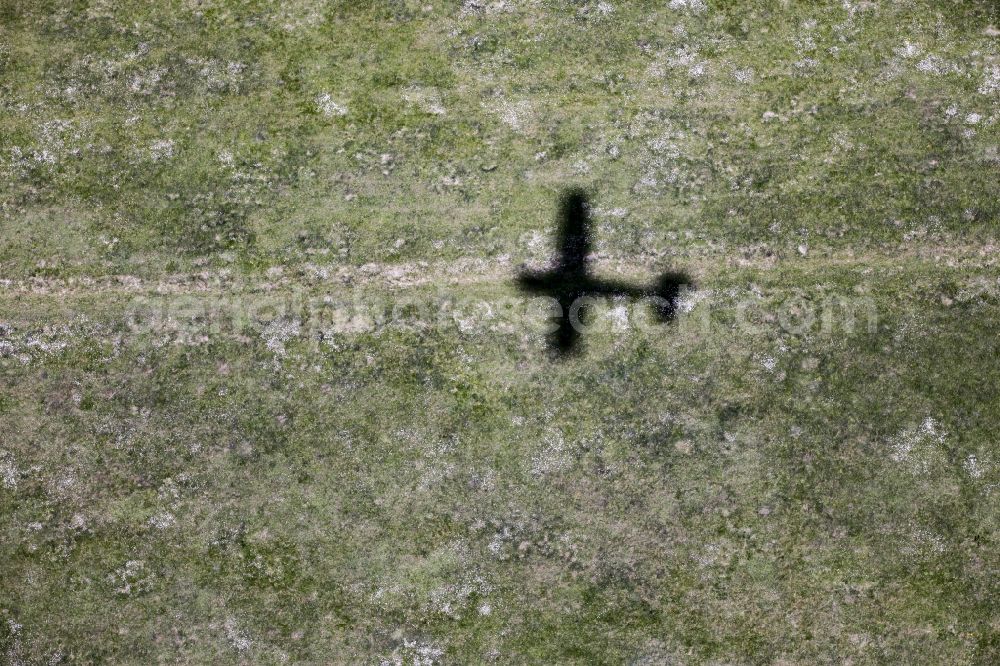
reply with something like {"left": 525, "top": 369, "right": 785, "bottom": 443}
{"left": 2, "top": 1, "right": 999, "bottom": 663}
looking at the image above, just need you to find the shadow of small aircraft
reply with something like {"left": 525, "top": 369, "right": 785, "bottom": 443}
{"left": 516, "top": 189, "right": 692, "bottom": 354}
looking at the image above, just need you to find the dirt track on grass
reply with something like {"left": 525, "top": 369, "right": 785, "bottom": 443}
{"left": 1, "top": 242, "right": 997, "bottom": 298}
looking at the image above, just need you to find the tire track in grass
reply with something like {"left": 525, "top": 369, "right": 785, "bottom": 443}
{"left": 0, "top": 242, "right": 997, "bottom": 297}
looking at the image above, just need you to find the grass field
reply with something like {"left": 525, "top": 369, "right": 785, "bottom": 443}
{"left": 2, "top": 1, "right": 999, "bottom": 663}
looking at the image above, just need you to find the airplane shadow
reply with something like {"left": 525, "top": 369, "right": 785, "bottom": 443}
{"left": 516, "top": 189, "right": 692, "bottom": 355}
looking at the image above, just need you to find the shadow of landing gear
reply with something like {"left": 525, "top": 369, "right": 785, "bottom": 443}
{"left": 516, "top": 189, "right": 693, "bottom": 355}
